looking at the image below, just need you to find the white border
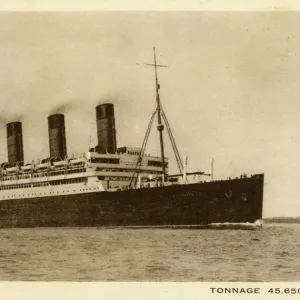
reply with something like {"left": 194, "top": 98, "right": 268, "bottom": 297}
{"left": 0, "top": 0, "right": 299, "bottom": 11}
{"left": 2, "top": 282, "right": 300, "bottom": 299}
{"left": 0, "top": 1, "right": 299, "bottom": 299}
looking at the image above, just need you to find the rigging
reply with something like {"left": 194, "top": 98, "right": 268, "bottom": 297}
{"left": 129, "top": 47, "right": 184, "bottom": 188}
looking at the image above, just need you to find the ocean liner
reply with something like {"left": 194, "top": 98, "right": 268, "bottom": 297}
{"left": 0, "top": 49, "right": 264, "bottom": 228}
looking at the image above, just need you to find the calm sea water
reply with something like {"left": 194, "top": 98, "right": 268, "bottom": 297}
{"left": 0, "top": 224, "right": 299, "bottom": 281}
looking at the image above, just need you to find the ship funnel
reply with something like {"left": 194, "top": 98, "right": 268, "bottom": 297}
{"left": 6, "top": 122, "right": 24, "bottom": 166}
{"left": 48, "top": 114, "right": 67, "bottom": 160}
{"left": 95, "top": 103, "right": 117, "bottom": 154}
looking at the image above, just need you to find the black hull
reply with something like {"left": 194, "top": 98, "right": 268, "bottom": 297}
{"left": 0, "top": 174, "right": 264, "bottom": 228}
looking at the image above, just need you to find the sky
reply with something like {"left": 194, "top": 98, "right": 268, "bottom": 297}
{"left": 0, "top": 12, "right": 299, "bottom": 217}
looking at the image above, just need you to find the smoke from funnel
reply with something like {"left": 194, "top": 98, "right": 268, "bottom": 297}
{"left": 0, "top": 114, "right": 23, "bottom": 125}
{"left": 49, "top": 102, "right": 74, "bottom": 115}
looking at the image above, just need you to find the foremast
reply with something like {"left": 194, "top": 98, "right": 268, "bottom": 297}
{"left": 153, "top": 47, "right": 167, "bottom": 182}
{"left": 129, "top": 48, "right": 187, "bottom": 188}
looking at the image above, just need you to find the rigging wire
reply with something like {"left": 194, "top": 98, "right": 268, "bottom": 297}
{"left": 129, "top": 108, "right": 157, "bottom": 187}
{"left": 130, "top": 48, "right": 187, "bottom": 188}
{"left": 161, "top": 109, "right": 184, "bottom": 175}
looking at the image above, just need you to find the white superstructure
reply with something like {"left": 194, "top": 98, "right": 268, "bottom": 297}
{"left": 0, "top": 147, "right": 172, "bottom": 201}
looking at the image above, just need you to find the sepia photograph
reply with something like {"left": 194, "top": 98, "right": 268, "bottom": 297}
{"left": 0, "top": 7, "right": 299, "bottom": 287}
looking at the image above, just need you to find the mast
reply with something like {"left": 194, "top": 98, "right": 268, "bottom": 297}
{"left": 153, "top": 47, "right": 166, "bottom": 181}
{"left": 130, "top": 49, "right": 209, "bottom": 188}
{"left": 130, "top": 48, "right": 170, "bottom": 187}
